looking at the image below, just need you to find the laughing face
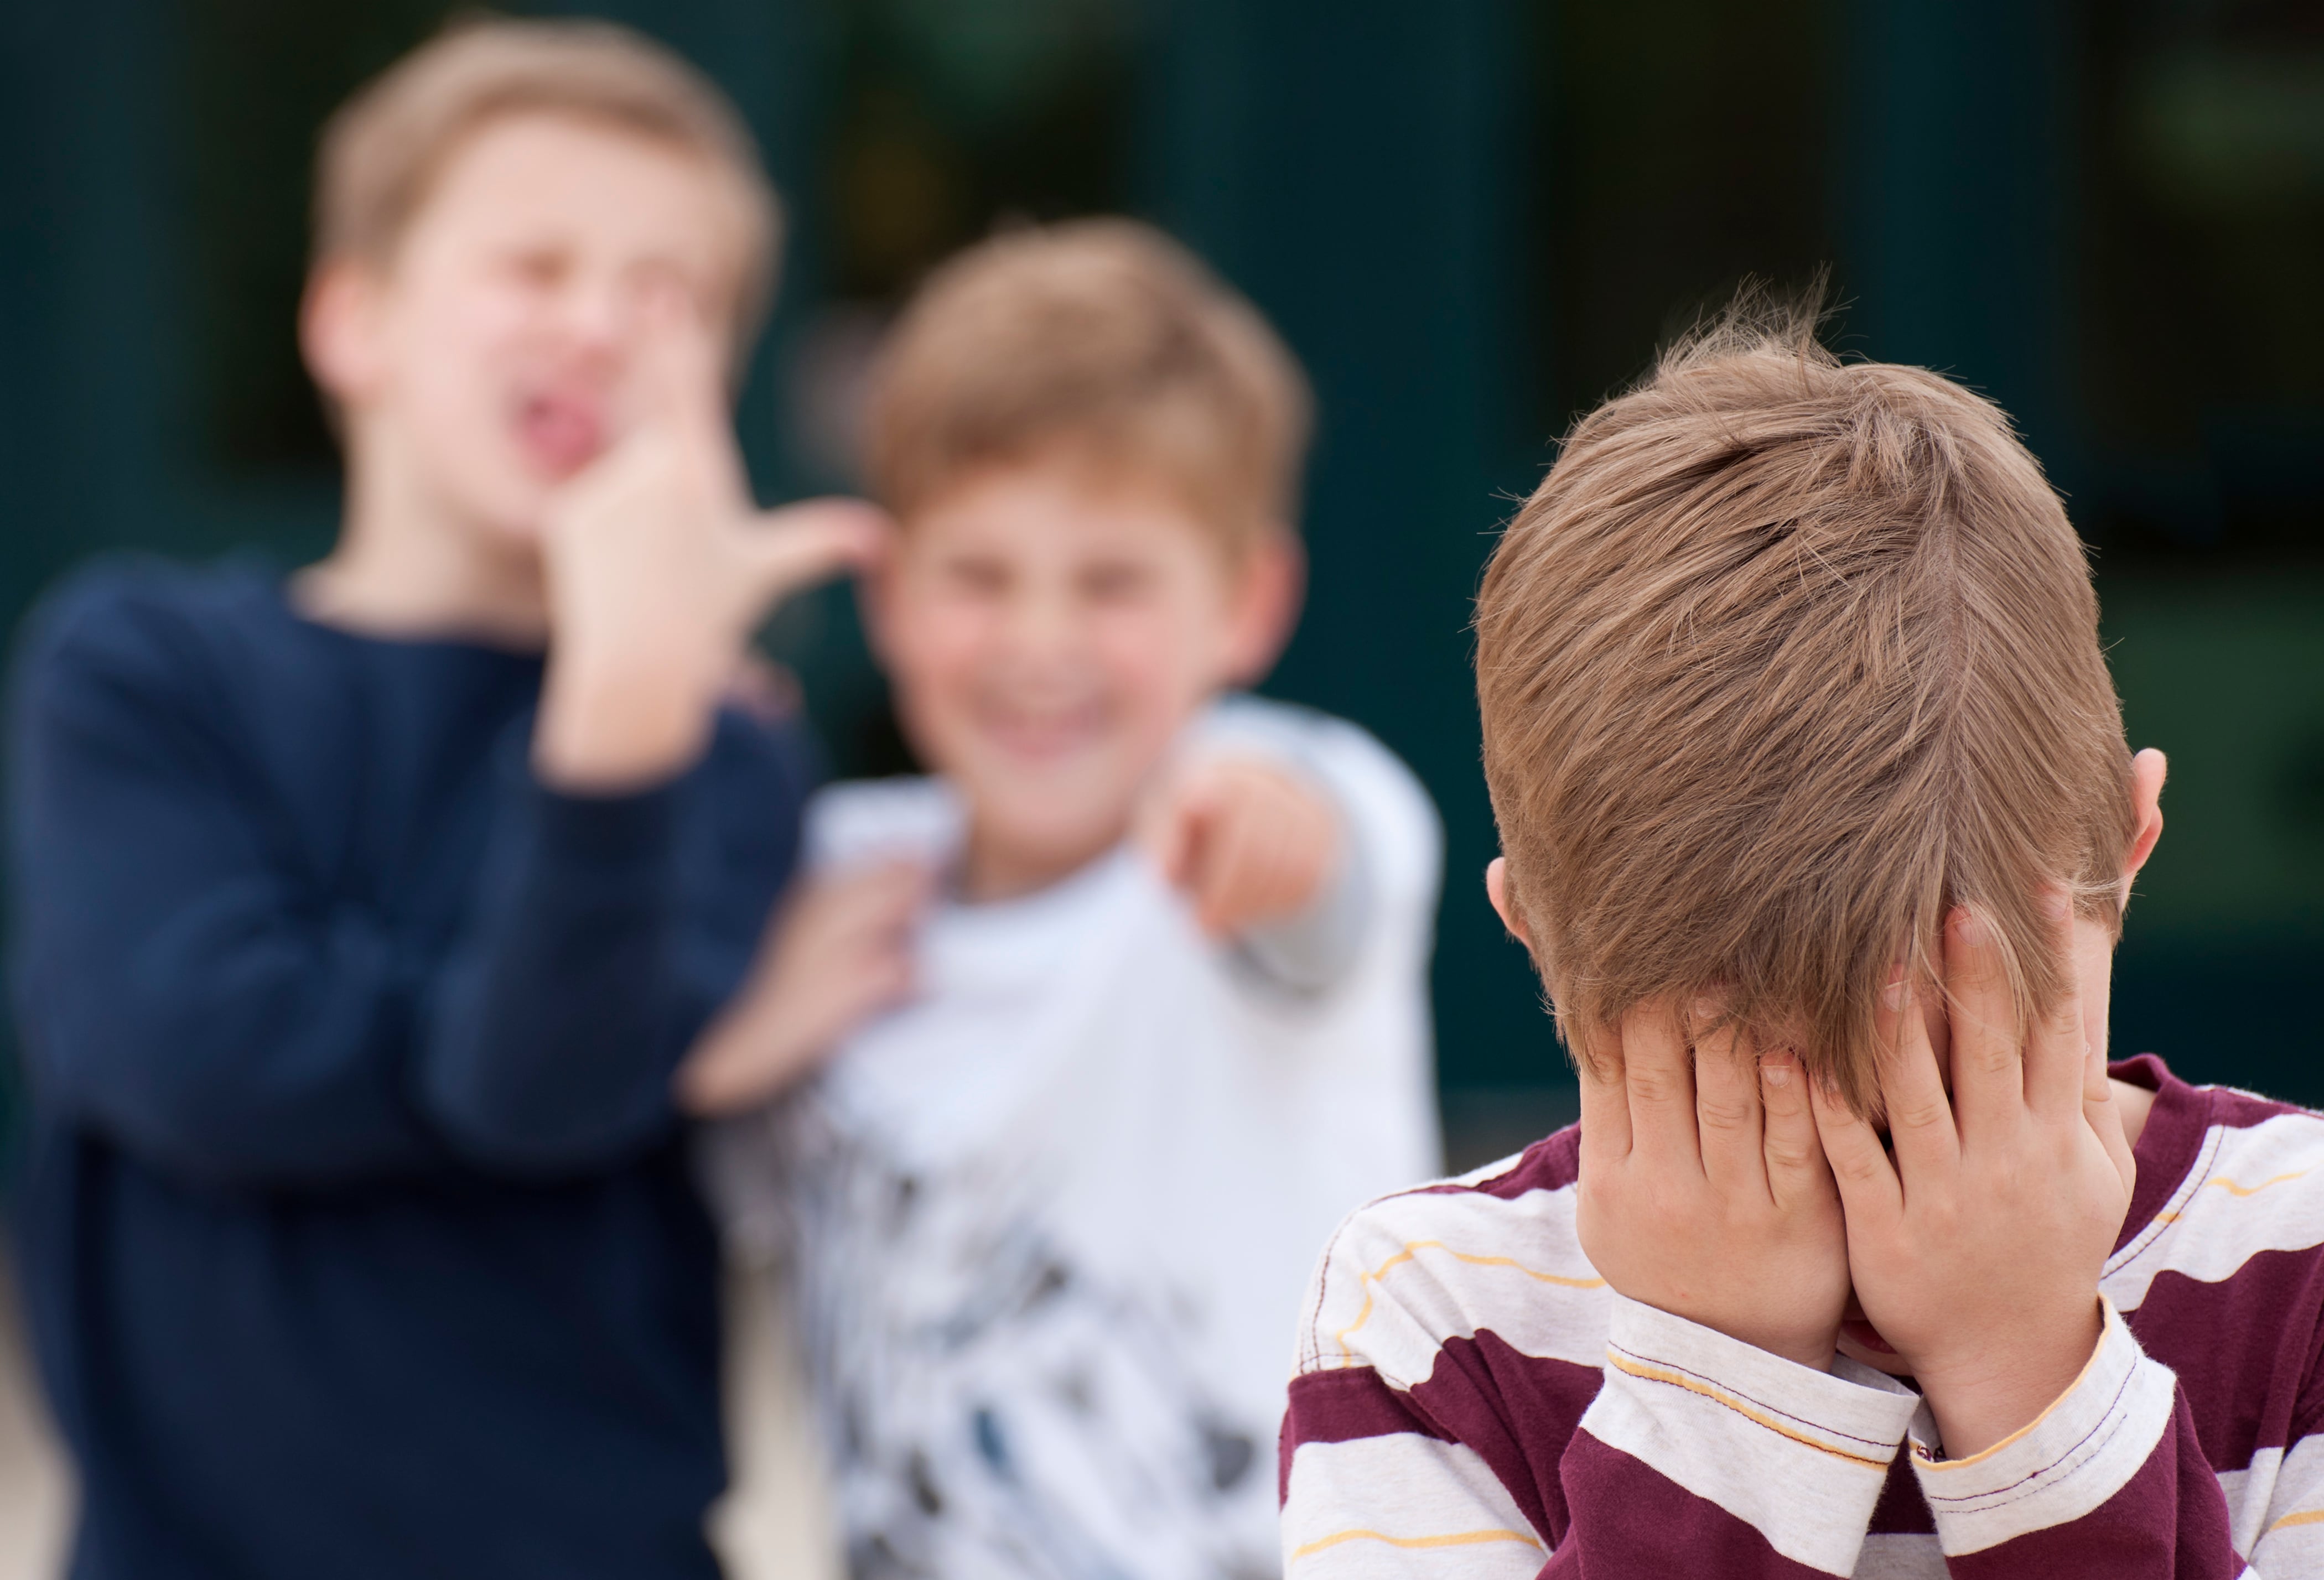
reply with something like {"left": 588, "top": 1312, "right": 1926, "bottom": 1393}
{"left": 871, "top": 461, "right": 1287, "bottom": 900}
{"left": 307, "top": 111, "right": 752, "bottom": 544}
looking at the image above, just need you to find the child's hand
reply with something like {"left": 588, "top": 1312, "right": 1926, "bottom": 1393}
{"left": 1140, "top": 755, "right": 1339, "bottom": 937}
{"left": 533, "top": 293, "right": 888, "bottom": 790}
{"left": 1811, "top": 894, "right": 2136, "bottom": 1458}
{"left": 1575, "top": 1006, "right": 1850, "bottom": 1370}
{"left": 673, "top": 860, "right": 931, "bottom": 1115}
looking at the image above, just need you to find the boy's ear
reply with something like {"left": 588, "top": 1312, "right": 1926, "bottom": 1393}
{"left": 1222, "top": 530, "right": 1305, "bottom": 686}
{"left": 2118, "top": 747, "right": 2168, "bottom": 905}
{"left": 1485, "top": 857, "right": 1534, "bottom": 952}
{"left": 300, "top": 258, "right": 386, "bottom": 409}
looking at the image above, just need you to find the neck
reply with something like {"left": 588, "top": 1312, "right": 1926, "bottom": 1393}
{"left": 959, "top": 818, "right": 1127, "bottom": 903}
{"left": 293, "top": 430, "right": 549, "bottom": 646}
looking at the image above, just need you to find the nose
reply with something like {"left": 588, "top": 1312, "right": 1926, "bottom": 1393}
{"left": 996, "top": 579, "right": 1085, "bottom": 671}
{"left": 556, "top": 269, "right": 634, "bottom": 363}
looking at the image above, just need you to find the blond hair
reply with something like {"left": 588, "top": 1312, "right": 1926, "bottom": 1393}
{"left": 864, "top": 219, "right": 1313, "bottom": 552}
{"left": 1474, "top": 298, "right": 2137, "bottom": 1114}
{"left": 315, "top": 17, "right": 781, "bottom": 338}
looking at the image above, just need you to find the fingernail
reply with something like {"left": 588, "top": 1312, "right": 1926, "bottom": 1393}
{"left": 1761, "top": 1061, "right": 1791, "bottom": 1088}
{"left": 1953, "top": 909, "right": 1987, "bottom": 948}
{"left": 1881, "top": 972, "right": 1910, "bottom": 1012}
{"left": 2044, "top": 886, "right": 2074, "bottom": 924}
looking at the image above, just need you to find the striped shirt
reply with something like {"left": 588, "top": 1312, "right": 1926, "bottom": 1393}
{"left": 1279, "top": 1056, "right": 2323, "bottom": 1577}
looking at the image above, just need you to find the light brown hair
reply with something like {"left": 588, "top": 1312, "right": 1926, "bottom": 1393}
{"left": 863, "top": 219, "right": 1313, "bottom": 553}
{"left": 1474, "top": 298, "right": 2137, "bottom": 1113}
{"left": 315, "top": 16, "right": 782, "bottom": 339}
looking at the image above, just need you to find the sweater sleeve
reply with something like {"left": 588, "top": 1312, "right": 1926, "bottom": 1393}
{"left": 7, "top": 581, "right": 794, "bottom": 1187}
{"left": 1908, "top": 1300, "right": 2251, "bottom": 1576}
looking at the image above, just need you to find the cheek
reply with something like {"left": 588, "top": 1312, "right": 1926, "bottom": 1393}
{"left": 880, "top": 594, "right": 989, "bottom": 720}
{"left": 1090, "top": 600, "right": 1229, "bottom": 717}
{"left": 399, "top": 277, "right": 530, "bottom": 402}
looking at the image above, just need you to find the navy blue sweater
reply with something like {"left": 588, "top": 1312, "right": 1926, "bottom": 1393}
{"left": 6, "top": 559, "right": 809, "bottom": 1579}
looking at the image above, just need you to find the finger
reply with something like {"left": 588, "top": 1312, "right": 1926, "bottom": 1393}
{"left": 1943, "top": 905, "right": 2025, "bottom": 1139}
{"left": 1159, "top": 763, "right": 1227, "bottom": 891}
{"left": 631, "top": 285, "right": 728, "bottom": 437}
{"left": 1197, "top": 796, "right": 1272, "bottom": 934}
{"left": 1620, "top": 1003, "right": 1703, "bottom": 1176}
{"left": 1574, "top": 1020, "right": 1633, "bottom": 1169}
{"left": 739, "top": 500, "right": 890, "bottom": 605}
{"left": 811, "top": 861, "right": 933, "bottom": 937}
{"left": 1810, "top": 1072, "right": 1902, "bottom": 1219}
{"left": 2084, "top": 1083, "right": 2138, "bottom": 1198}
{"left": 1875, "top": 970, "right": 1959, "bottom": 1180}
{"left": 1757, "top": 1048, "right": 1827, "bottom": 1209}
{"left": 2024, "top": 886, "right": 2088, "bottom": 1120}
{"left": 1690, "top": 1011, "right": 1765, "bottom": 1199}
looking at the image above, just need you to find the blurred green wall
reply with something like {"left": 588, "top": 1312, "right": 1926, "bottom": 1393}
{"left": 1, "top": 0, "right": 2317, "bottom": 1167}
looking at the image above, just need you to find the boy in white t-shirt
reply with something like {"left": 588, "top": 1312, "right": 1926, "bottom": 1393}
{"left": 677, "top": 219, "right": 1442, "bottom": 1578}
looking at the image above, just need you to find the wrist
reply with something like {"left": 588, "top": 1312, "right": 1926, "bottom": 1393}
{"left": 535, "top": 644, "right": 722, "bottom": 792}
{"left": 1915, "top": 1297, "right": 2105, "bottom": 1458}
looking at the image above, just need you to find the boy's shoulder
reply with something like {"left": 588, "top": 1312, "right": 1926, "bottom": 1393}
{"left": 15, "top": 554, "right": 290, "bottom": 697}
{"left": 2107, "top": 1055, "right": 2324, "bottom": 1312}
{"left": 1292, "top": 1123, "right": 1608, "bottom": 1391}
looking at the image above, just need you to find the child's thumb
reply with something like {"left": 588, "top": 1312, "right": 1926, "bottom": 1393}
{"left": 739, "top": 499, "right": 889, "bottom": 603}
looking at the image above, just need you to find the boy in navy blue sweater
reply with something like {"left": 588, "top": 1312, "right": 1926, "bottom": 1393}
{"left": 6, "top": 20, "right": 878, "bottom": 1578}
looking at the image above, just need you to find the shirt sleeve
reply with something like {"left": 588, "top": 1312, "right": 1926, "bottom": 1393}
{"left": 7, "top": 583, "right": 797, "bottom": 1187}
{"left": 1197, "top": 695, "right": 1443, "bottom": 999}
{"left": 1549, "top": 1295, "right": 1923, "bottom": 1576}
{"left": 1281, "top": 1188, "right": 1923, "bottom": 1579}
{"left": 1909, "top": 1300, "right": 2251, "bottom": 1576}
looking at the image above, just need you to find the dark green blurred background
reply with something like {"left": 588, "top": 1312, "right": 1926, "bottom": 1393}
{"left": 1, "top": 0, "right": 2318, "bottom": 1166}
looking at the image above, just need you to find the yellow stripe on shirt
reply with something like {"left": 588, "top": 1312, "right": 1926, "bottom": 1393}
{"left": 1290, "top": 1525, "right": 1545, "bottom": 1563}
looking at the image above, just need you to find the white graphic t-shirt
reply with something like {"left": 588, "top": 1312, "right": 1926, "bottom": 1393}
{"left": 710, "top": 696, "right": 1444, "bottom": 1580}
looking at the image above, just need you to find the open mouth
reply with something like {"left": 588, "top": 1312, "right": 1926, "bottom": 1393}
{"left": 511, "top": 391, "right": 606, "bottom": 477}
{"left": 977, "top": 699, "right": 1111, "bottom": 761}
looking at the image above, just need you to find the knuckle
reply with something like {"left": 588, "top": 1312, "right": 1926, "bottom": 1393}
{"left": 1764, "top": 1137, "right": 1815, "bottom": 1173}
{"left": 1627, "top": 1069, "right": 1684, "bottom": 1108}
{"left": 1697, "top": 1097, "right": 1752, "bottom": 1133}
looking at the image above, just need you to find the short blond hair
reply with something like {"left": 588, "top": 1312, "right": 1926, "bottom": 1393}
{"left": 1475, "top": 301, "right": 2138, "bottom": 1114}
{"left": 315, "top": 17, "right": 781, "bottom": 337}
{"left": 863, "top": 219, "right": 1313, "bottom": 552}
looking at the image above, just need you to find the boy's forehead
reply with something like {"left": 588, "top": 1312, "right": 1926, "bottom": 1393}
{"left": 905, "top": 455, "right": 1235, "bottom": 557}
{"left": 409, "top": 111, "right": 750, "bottom": 271}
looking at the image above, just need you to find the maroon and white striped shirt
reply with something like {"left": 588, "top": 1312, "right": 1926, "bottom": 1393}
{"left": 1280, "top": 1056, "right": 2323, "bottom": 1577}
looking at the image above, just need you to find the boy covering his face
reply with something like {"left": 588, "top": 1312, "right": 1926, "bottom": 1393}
{"left": 685, "top": 220, "right": 1444, "bottom": 1578}
{"left": 8, "top": 21, "right": 873, "bottom": 1577}
{"left": 1278, "top": 306, "right": 2322, "bottom": 1576}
